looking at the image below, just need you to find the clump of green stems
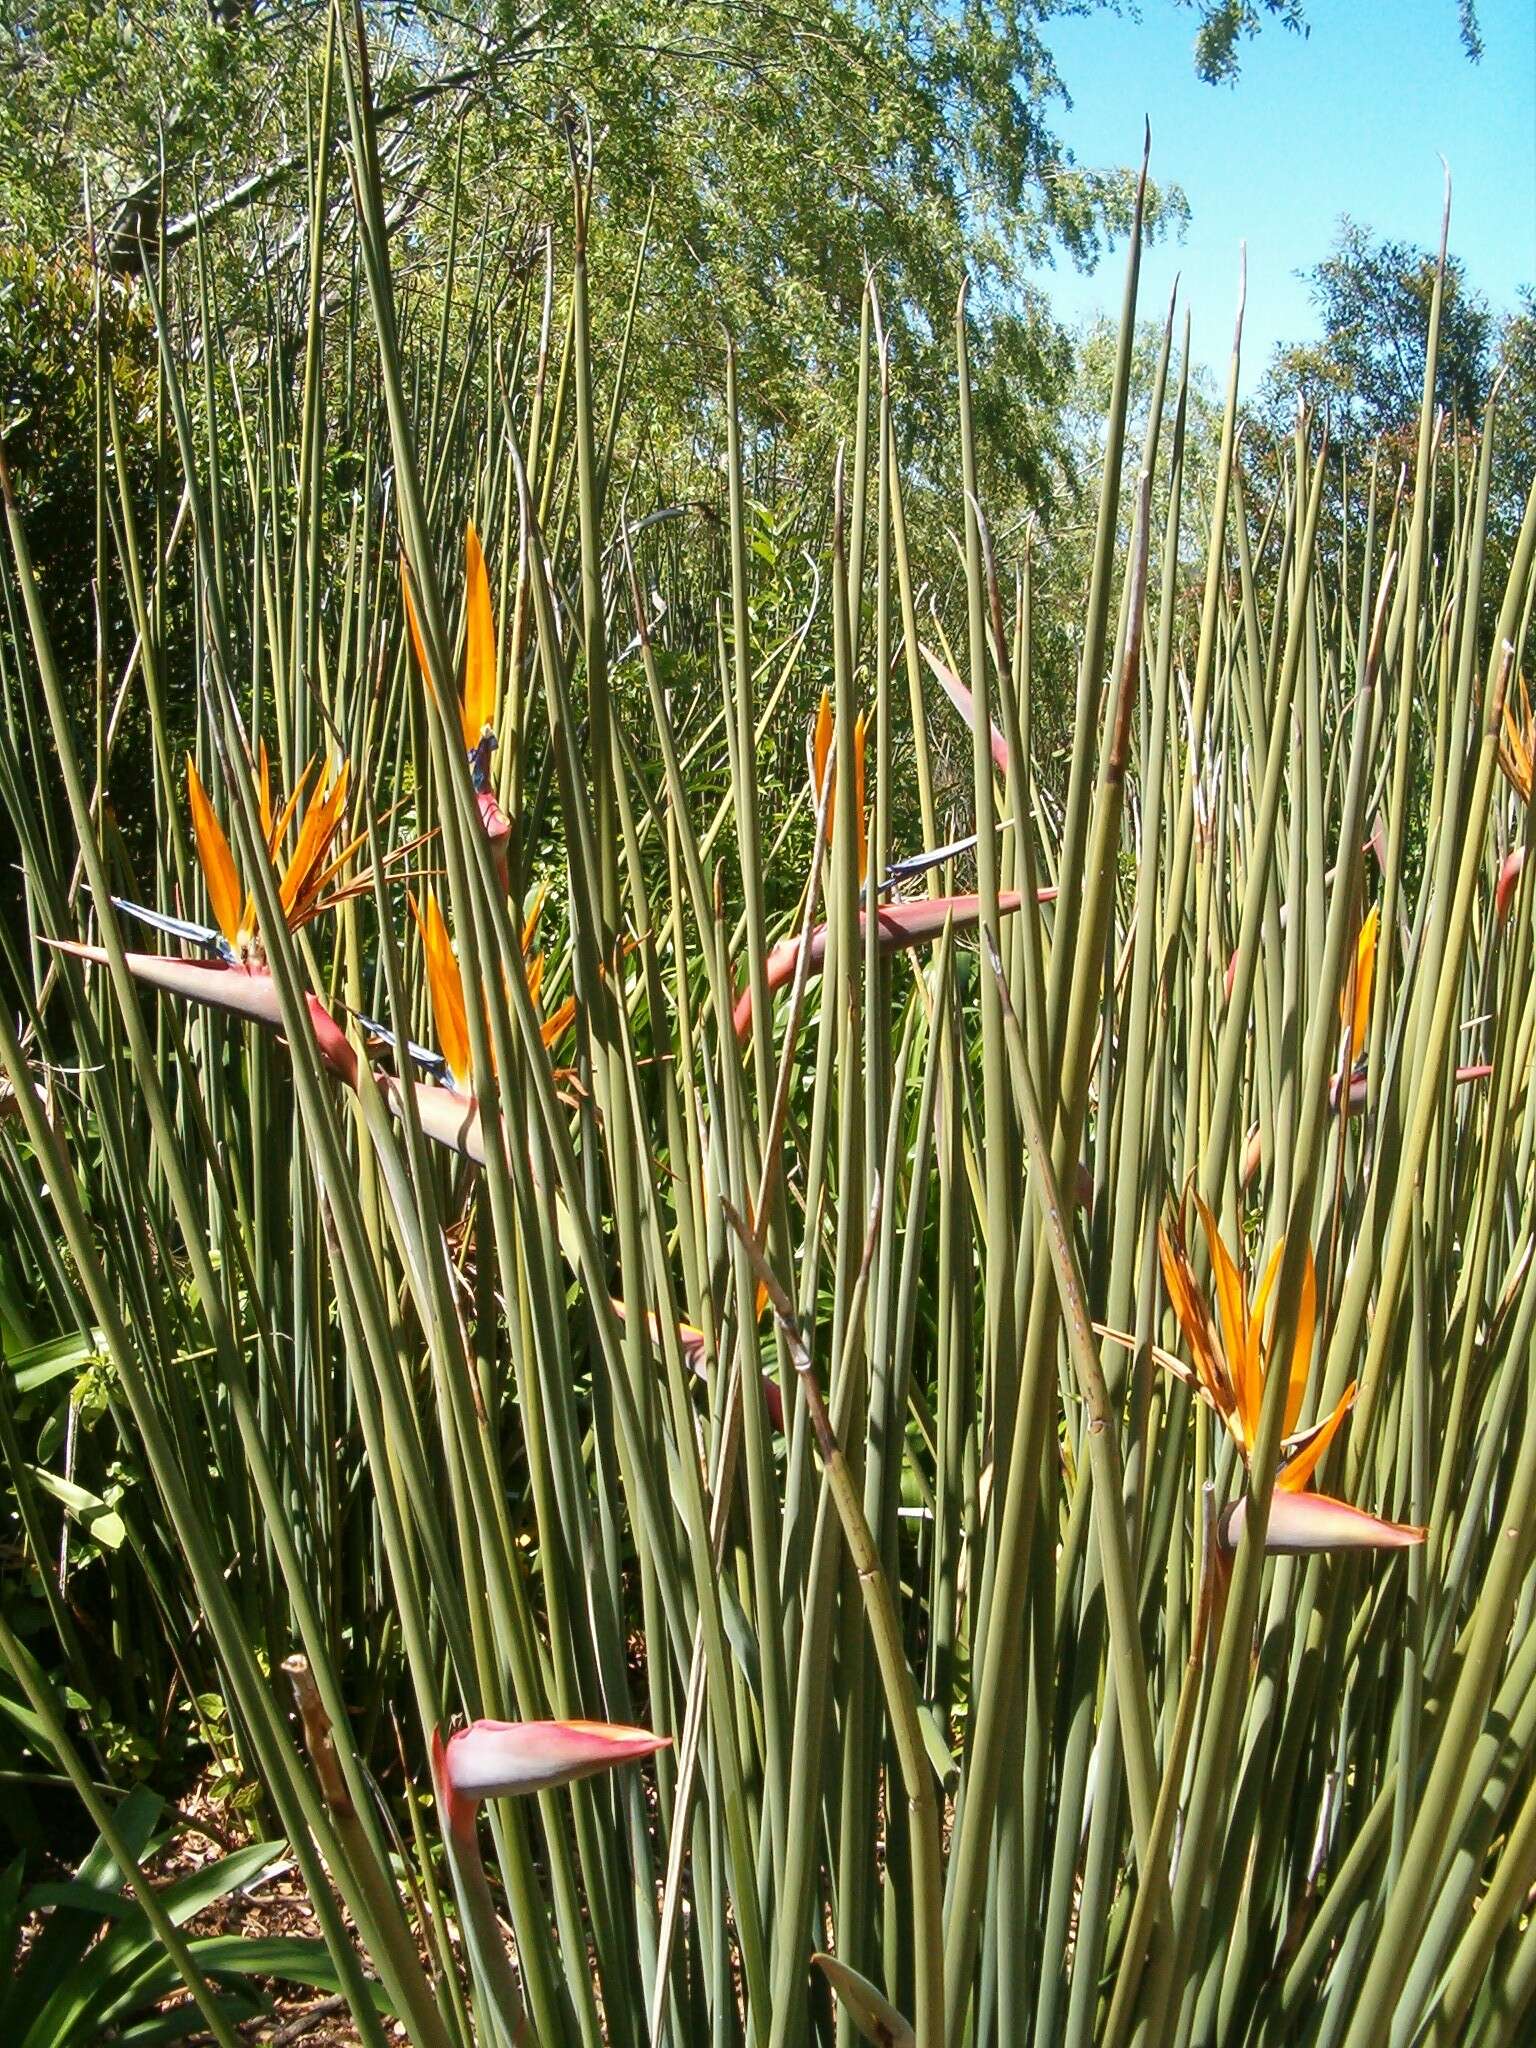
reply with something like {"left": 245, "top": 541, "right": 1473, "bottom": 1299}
{"left": 2, "top": 11, "right": 1535, "bottom": 2046}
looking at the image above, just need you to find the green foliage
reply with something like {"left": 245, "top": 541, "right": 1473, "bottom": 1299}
{"left": 0, "top": 1, "right": 1188, "bottom": 525}
{"left": 0, "top": 1785, "right": 375, "bottom": 2046}
{"left": 0, "top": 241, "right": 168, "bottom": 932}
{"left": 1183, "top": 0, "right": 1481, "bottom": 83}
{"left": 0, "top": 245, "right": 156, "bottom": 645}
{"left": 1490, "top": 285, "right": 1536, "bottom": 530}
{"left": 0, "top": 8, "right": 1530, "bottom": 2046}
{"left": 1187, "top": 0, "right": 1311, "bottom": 85}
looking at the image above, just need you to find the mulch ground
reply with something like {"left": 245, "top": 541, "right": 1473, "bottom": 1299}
{"left": 15, "top": 1781, "right": 424, "bottom": 2046}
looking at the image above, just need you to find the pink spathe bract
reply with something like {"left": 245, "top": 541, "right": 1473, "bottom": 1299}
{"left": 1220, "top": 1489, "right": 1424, "bottom": 1557}
{"left": 432, "top": 1716, "right": 670, "bottom": 1837}
{"left": 733, "top": 889, "right": 1055, "bottom": 1038}
{"left": 47, "top": 942, "right": 358, "bottom": 1087}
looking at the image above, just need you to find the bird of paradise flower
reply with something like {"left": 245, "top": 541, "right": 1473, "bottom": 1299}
{"left": 1157, "top": 1189, "right": 1423, "bottom": 1554}
{"left": 432, "top": 1715, "right": 669, "bottom": 2041}
{"left": 105, "top": 748, "right": 368, "bottom": 967}
{"left": 54, "top": 746, "right": 394, "bottom": 1085}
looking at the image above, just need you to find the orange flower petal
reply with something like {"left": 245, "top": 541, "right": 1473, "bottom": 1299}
{"left": 811, "top": 691, "right": 868, "bottom": 877}
{"left": 279, "top": 762, "right": 347, "bottom": 922}
{"left": 1499, "top": 677, "right": 1533, "bottom": 804}
{"left": 812, "top": 687, "right": 833, "bottom": 805}
{"left": 1157, "top": 1213, "right": 1238, "bottom": 1438}
{"left": 267, "top": 762, "right": 313, "bottom": 871}
{"left": 185, "top": 754, "right": 244, "bottom": 952}
{"left": 521, "top": 882, "right": 549, "bottom": 961}
{"left": 539, "top": 994, "right": 577, "bottom": 1049}
{"left": 1194, "top": 1194, "right": 1255, "bottom": 1450}
{"left": 1248, "top": 1236, "right": 1284, "bottom": 1429}
{"left": 1279, "top": 1379, "right": 1356, "bottom": 1492}
{"left": 295, "top": 828, "right": 370, "bottom": 925}
{"left": 1281, "top": 1243, "right": 1318, "bottom": 1440}
{"left": 410, "top": 891, "right": 473, "bottom": 1090}
{"left": 463, "top": 521, "right": 497, "bottom": 751}
{"left": 1341, "top": 907, "right": 1378, "bottom": 1066}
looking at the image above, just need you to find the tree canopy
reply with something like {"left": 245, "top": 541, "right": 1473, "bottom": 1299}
{"left": 2, "top": 1, "right": 1183, "bottom": 510}
{"left": 0, "top": 1, "right": 1500, "bottom": 571}
{"left": 1252, "top": 217, "right": 1531, "bottom": 560}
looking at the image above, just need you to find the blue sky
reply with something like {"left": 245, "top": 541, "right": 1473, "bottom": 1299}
{"left": 1035, "top": 0, "right": 1536, "bottom": 376}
